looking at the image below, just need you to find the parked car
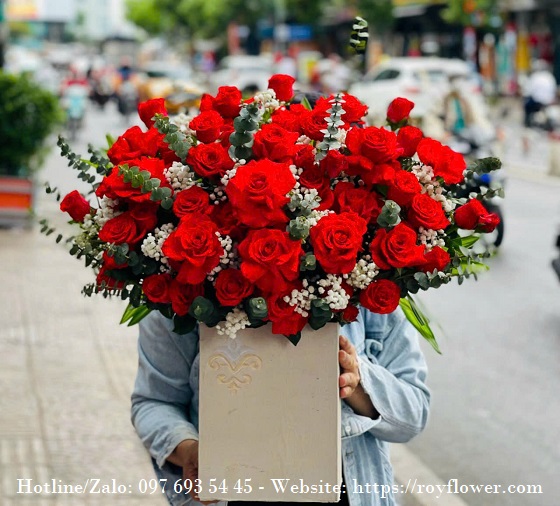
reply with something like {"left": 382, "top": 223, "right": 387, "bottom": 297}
{"left": 207, "top": 55, "right": 274, "bottom": 95}
{"left": 137, "top": 62, "right": 204, "bottom": 114}
{"left": 348, "top": 57, "right": 483, "bottom": 124}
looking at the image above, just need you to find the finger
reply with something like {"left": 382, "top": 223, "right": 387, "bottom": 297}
{"left": 339, "top": 335, "right": 357, "bottom": 356}
{"left": 340, "top": 385, "right": 354, "bottom": 399}
{"left": 339, "top": 371, "right": 358, "bottom": 389}
{"left": 338, "top": 350, "right": 357, "bottom": 372}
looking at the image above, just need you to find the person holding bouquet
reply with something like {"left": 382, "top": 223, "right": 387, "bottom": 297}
{"left": 131, "top": 306, "right": 430, "bottom": 506}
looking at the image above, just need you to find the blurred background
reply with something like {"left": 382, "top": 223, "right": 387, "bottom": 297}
{"left": 0, "top": 1, "right": 559, "bottom": 505}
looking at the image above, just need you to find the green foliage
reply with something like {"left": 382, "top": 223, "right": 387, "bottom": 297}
{"left": 377, "top": 200, "right": 401, "bottom": 228}
{"left": 399, "top": 296, "right": 441, "bottom": 354}
{"left": 153, "top": 114, "right": 192, "bottom": 162}
{"left": 125, "top": 0, "right": 174, "bottom": 35}
{"left": 309, "top": 299, "right": 333, "bottom": 331}
{"left": 246, "top": 297, "right": 268, "bottom": 320}
{"left": 441, "top": 0, "right": 501, "bottom": 28}
{"left": 355, "top": 0, "right": 394, "bottom": 34}
{"left": 0, "top": 72, "right": 64, "bottom": 176}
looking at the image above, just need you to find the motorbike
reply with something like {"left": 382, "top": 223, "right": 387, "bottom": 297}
{"left": 116, "top": 80, "right": 139, "bottom": 124}
{"left": 61, "top": 83, "right": 89, "bottom": 142}
{"left": 447, "top": 133, "right": 506, "bottom": 249}
{"left": 552, "top": 232, "right": 560, "bottom": 282}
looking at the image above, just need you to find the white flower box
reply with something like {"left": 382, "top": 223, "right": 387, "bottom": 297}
{"left": 198, "top": 324, "right": 342, "bottom": 502}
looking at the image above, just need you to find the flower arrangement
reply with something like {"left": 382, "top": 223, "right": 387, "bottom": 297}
{"left": 44, "top": 75, "right": 502, "bottom": 351}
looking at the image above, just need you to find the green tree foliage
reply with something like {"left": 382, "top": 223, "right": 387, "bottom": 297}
{"left": 442, "top": 0, "right": 501, "bottom": 27}
{"left": 355, "top": 0, "right": 394, "bottom": 33}
{"left": 125, "top": 0, "right": 175, "bottom": 35}
{"left": 0, "top": 72, "right": 64, "bottom": 176}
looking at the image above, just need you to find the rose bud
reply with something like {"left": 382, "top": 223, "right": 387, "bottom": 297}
{"left": 138, "top": 98, "right": 167, "bottom": 129}
{"left": 386, "top": 97, "right": 415, "bottom": 124}
{"left": 60, "top": 190, "right": 91, "bottom": 223}
{"left": 454, "top": 198, "right": 500, "bottom": 232}
{"left": 268, "top": 74, "right": 296, "bottom": 102}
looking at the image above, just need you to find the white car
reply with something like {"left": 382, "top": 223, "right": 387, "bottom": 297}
{"left": 207, "top": 55, "right": 274, "bottom": 95}
{"left": 348, "top": 57, "right": 483, "bottom": 124}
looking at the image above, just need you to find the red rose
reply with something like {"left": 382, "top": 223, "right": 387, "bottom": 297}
{"left": 268, "top": 74, "right": 296, "bottom": 102}
{"left": 60, "top": 190, "right": 91, "bottom": 222}
{"left": 186, "top": 143, "right": 234, "bottom": 179}
{"left": 359, "top": 279, "right": 401, "bottom": 315}
{"left": 107, "top": 126, "right": 161, "bottom": 165}
{"left": 211, "top": 201, "right": 245, "bottom": 240}
{"left": 142, "top": 273, "right": 172, "bottom": 304}
{"left": 310, "top": 212, "right": 368, "bottom": 274}
{"left": 407, "top": 193, "right": 450, "bottom": 231}
{"left": 138, "top": 98, "right": 167, "bottom": 129}
{"left": 219, "top": 123, "right": 235, "bottom": 148}
{"left": 397, "top": 126, "right": 424, "bottom": 157}
{"left": 454, "top": 198, "right": 500, "bottom": 232}
{"left": 346, "top": 126, "right": 403, "bottom": 165}
{"left": 417, "top": 138, "right": 466, "bottom": 185}
{"left": 225, "top": 159, "right": 295, "bottom": 228}
{"left": 266, "top": 288, "right": 307, "bottom": 336}
{"left": 341, "top": 304, "right": 360, "bottom": 323}
{"left": 386, "top": 97, "right": 415, "bottom": 123}
{"left": 173, "top": 186, "right": 212, "bottom": 218}
{"left": 320, "top": 150, "right": 348, "bottom": 179}
{"left": 98, "top": 211, "right": 148, "bottom": 246}
{"left": 238, "top": 229, "right": 303, "bottom": 294}
{"left": 212, "top": 86, "right": 242, "bottom": 118}
{"left": 420, "top": 246, "right": 451, "bottom": 273}
{"left": 162, "top": 214, "right": 223, "bottom": 285}
{"left": 338, "top": 93, "right": 368, "bottom": 125}
{"left": 252, "top": 123, "right": 299, "bottom": 163}
{"left": 199, "top": 93, "right": 214, "bottom": 112}
{"left": 96, "top": 157, "right": 170, "bottom": 203}
{"left": 302, "top": 107, "right": 329, "bottom": 141}
{"left": 346, "top": 156, "right": 398, "bottom": 187}
{"left": 478, "top": 213, "right": 501, "bottom": 233}
{"left": 128, "top": 201, "right": 159, "bottom": 235}
{"left": 215, "top": 269, "right": 254, "bottom": 307}
{"left": 333, "top": 182, "right": 382, "bottom": 224}
{"left": 370, "top": 224, "right": 427, "bottom": 270}
{"left": 299, "top": 163, "right": 334, "bottom": 210}
{"left": 386, "top": 170, "right": 422, "bottom": 207}
{"left": 189, "top": 110, "right": 224, "bottom": 144}
{"left": 271, "top": 104, "right": 311, "bottom": 134}
{"left": 96, "top": 267, "right": 126, "bottom": 291}
{"left": 169, "top": 280, "right": 205, "bottom": 316}
{"left": 102, "top": 251, "right": 128, "bottom": 270}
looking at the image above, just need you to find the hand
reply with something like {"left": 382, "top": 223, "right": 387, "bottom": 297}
{"left": 338, "top": 335, "right": 360, "bottom": 399}
{"left": 170, "top": 440, "right": 218, "bottom": 505}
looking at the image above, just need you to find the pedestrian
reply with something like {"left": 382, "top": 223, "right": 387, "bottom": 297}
{"left": 441, "top": 74, "right": 495, "bottom": 148}
{"left": 131, "top": 305, "right": 430, "bottom": 506}
{"left": 522, "top": 59, "right": 557, "bottom": 129}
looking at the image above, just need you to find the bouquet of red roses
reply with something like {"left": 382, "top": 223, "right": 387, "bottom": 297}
{"left": 46, "top": 74, "right": 502, "bottom": 351}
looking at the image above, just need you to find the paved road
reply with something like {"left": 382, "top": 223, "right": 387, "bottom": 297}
{"left": 405, "top": 171, "right": 560, "bottom": 505}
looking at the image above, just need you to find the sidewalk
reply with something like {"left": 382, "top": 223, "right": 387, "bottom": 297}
{"left": 0, "top": 196, "right": 166, "bottom": 505}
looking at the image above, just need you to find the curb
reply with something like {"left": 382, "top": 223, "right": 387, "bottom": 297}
{"left": 392, "top": 445, "right": 469, "bottom": 506}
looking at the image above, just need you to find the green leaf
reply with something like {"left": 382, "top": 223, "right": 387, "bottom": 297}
{"left": 127, "top": 305, "right": 152, "bottom": 326}
{"left": 284, "top": 332, "right": 302, "bottom": 346}
{"left": 399, "top": 296, "right": 441, "bottom": 354}
{"left": 172, "top": 314, "right": 197, "bottom": 335}
{"left": 229, "top": 131, "right": 253, "bottom": 146}
{"left": 120, "top": 303, "right": 152, "bottom": 325}
{"left": 309, "top": 299, "right": 333, "bottom": 330}
{"left": 161, "top": 197, "right": 174, "bottom": 210}
{"left": 460, "top": 235, "right": 480, "bottom": 248}
{"left": 300, "top": 95, "right": 313, "bottom": 111}
{"left": 189, "top": 296, "right": 218, "bottom": 324}
{"left": 246, "top": 297, "right": 268, "bottom": 320}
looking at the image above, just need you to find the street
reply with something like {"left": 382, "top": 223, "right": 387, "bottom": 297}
{"left": 1, "top": 99, "right": 559, "bottom": 506}
{"left": 406, "top": 145, "right": 560, "bottom": 504}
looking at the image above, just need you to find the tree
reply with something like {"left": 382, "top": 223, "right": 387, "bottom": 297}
{"left": 442, "top": 0, "right": 501, "bottom": 28}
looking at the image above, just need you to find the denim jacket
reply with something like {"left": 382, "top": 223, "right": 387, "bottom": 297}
{"left": 131, "top": 307, "right": 430, "bottom": 506}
